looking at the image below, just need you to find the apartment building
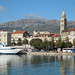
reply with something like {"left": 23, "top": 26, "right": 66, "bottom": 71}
{"left": 0, "top": 30, "right": 11, "bottom": 46}
{"left": 11, "top": 30, "right": 30, "bottom": 43}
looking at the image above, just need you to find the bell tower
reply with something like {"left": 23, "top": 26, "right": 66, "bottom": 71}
{"left": 60, "top": 9, "right": 67, "bottom": 35}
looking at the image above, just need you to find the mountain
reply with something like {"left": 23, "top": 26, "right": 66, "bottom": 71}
{"left": 0, "top": 19, "right": 75, "bottom": 34}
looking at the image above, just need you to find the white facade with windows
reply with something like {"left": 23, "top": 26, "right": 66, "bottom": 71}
{"left": 0, "top": 30, "right": 11, "bottom": 45}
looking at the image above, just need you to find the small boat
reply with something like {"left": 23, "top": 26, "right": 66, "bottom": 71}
{"left": 0, "top": 47, "right": 23, "bottom": 54}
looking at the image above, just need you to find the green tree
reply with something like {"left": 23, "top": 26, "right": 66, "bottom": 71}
{"left": 65, "top": 37, "right": 69, "bottom": 42}
{"left": 50, "top": 37, "right": 55, "bottom": 50}
{"left": 30, "top": 38, "right": 42, "bottom": 49}
{"left": 23, "top": 38, "right": 28, "bottom": 44}
{"left": 61, "top": 42, "right": 66, "bottom": 48}
{"left": 65, "top": 37, "right": 73, "bottom": 48}
{"left": 56, "top": 37, "right": 62, "bottom": 48}
{"left": 23, "top": 38, "right": 28, "bottom": 48}
{"left": 73, "top": 38, "right": 75, "bottom": 47}
{"left": 17, "top": 38, "right": 22, "bottom": 45}
{"left": 12, "top": 39, "right": 16, "bottom": 45}
{"left": 40, "top": 38, "right": 49, "bottom": 50}
{"left": 68, "top": 42, "right": 73, "bottom": 48}
{"left": 65, "top": 37, "right": 69, "bottom": 47}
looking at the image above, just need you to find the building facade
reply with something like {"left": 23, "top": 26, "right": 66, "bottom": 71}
{"left": 0, "top": 30, "right": 11, "bottom": 46}
{"left": 27, "top": 31, "right": 60, "bottom": 43}
{"left": 11, "top": 30, "right": 30, "bottom": 43}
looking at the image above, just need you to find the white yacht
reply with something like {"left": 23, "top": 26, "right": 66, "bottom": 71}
{"left": 63, "top": 47, "right": 75, "bottom": 53}
{"left": 0, "top": 47, "right": 23, "bottom": 54}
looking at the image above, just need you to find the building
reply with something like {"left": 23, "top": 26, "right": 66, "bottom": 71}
{"left": 60, "top": 10, "right": 75, "bottom": 43}
{"left": 68, "top": 28, "right": 75, "bottom": 43}
{"left": 27, "top": 31, "right": 60, "bottom": 43}
{"left": 11, "top": 30, "right": 30, "bottom": 43}
{"left": 60, "top": 9, "right": 67, "bottom": 35}
{"left": 0, "top": 30, "right": 11, "bottom": 46}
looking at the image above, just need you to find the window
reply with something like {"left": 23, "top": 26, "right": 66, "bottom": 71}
{"left": 4, "top": 35, "right": 6, "bottom": 37}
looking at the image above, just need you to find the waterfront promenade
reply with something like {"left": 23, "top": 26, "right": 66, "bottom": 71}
{"left": 27, "top": 52, "right": 75, "bottom": 56}
{"left": 9, "top": 46, "right": 75, "bottom": 56}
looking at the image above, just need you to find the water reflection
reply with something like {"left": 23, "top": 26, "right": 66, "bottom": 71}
{"left": 0, "top": 54, "right": 75, "bottom": 75}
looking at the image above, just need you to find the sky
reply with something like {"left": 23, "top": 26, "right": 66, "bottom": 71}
{"left": 0, "top": 0, "right": 75, "bottom": 23}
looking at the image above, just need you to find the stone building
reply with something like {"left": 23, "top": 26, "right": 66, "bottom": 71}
{"left": 60, "top": 10, "right": 75, "bottom": 43}
{"left": 60, "top": 9, "right": 67, "bottom": 35}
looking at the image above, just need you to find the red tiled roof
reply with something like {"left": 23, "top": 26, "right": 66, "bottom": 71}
{"left": 34, "top": 33, "right": 60, "bottom": 37}
{"left": 69, "top": 28, "right": 75, "bottom": 31}
{"left": 12, "top": 31, "right": 27, "bottom": 34}
{"left": 52, "top": 33, "right": 60, "bottom": 37}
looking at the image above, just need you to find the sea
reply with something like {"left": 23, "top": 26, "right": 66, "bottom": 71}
{"left": 0, "top": 54, "right": 75, "bottom": 75}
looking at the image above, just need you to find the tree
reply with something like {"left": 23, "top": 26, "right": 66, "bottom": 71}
{"left": 12, "top": 39, "right": 16, "bottom": 45}
{"left": 65, "top": 37, "right": 69, "bottom": 47}
{"left": 50, "top": 37, "right": 55, "bottom": 50}
{"left": 30, "top": 38, "right": 42, "bottom": 49}
{"left": 65, "top": 37, "right": 69, "bottom": 42}
{"left": 17, "top": 38, "right": 22, "bottom": 45}
{"left": 68, "top": 42, "right": 73, "bottom": 48}
{"left": 23, "top": 38, "right": 28, "bottom": 44}
{"left": 40, "top": 38, "right": 49, "bottom": 50}
{"left": 73, "top": 38, "right": 75, "bottom": 47}
{"left": 61, "top": 42, "right": 66, "bottom": 48}
{"left": 23, "top": 38, "right": 28, "bottom": 48}
{"left": 65, "top": 37, "right": 73, "bottom": 48}
{"left": 56, "top": 37, "right": 62, "bottom": 48}
{"left": 65, "top": 37, "right": 72, "bottom": 47}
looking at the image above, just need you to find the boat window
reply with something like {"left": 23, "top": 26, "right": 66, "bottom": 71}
{"left": 11, "top": 48, "right": 15, "bottom": 49}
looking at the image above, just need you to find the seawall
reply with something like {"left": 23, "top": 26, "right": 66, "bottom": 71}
{"left": 27, "top": 52, "right": 75, "bottom": 56}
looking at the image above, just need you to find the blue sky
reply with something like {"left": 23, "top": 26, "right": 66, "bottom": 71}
{"left": 0, "top": 0, "right": 75, "bottom": 23}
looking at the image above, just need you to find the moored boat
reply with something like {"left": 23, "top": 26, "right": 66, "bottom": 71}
{"left": 63, "top": 47, "right": 75, "bottom": 53}
{"left": 0, "top": 47, "right": 23, "bottom": 54}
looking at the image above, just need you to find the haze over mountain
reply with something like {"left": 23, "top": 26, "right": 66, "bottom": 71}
{"left": 0, "top": 19, "right": 75, "bottom": 34}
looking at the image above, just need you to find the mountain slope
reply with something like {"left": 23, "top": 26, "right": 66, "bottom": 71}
{"left": 0, "top": 19, "right": 75, "bottom": 34}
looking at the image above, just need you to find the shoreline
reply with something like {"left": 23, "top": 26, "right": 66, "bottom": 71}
{"left": 27, "top": 52, "right": 75, "bottom": 56}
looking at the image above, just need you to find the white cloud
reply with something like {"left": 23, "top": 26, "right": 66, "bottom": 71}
{"left": 0, "top": 6, "right": 5, "bottom": 12}
{"left": 38, "top": 15, "right": 45, "bottom": 19}
{"left": 24, "top": 14, "right": 45, "bottom": 20}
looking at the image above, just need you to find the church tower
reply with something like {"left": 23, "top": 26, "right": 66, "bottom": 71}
{"left": 60, "top": 9, "right": 67, "bottom": 35}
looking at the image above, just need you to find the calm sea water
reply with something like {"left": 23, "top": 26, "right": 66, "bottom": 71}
{"left": 0, "top": 54, "right": 75, "bottom": 75}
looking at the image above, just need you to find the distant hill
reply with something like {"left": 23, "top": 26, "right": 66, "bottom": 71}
{"left": 0, "top": 19, "right": 75, "bottom": 34}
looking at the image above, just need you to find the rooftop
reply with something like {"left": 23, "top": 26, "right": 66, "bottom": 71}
{"left": 12, "top": 31, "right": 27, "bottom": 34}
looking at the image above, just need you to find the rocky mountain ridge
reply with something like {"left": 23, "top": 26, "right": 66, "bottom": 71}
{"left": 0, "top": 19, "right": 75, "bottom": 34}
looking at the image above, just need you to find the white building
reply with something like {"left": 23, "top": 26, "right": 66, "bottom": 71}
{"left": 0, "top": 30, "right": 11, "bottom": 46}
{"left": 11, "top": 30, "right": 30, "bottom": 43}
{"left": 27, "top": 31, "right": 60, "bottom": 43}
{"left": 68, "top": 28, "right": 75, "bottom": 43}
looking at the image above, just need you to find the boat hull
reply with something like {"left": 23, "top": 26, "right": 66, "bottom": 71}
{"left": 0, "top": 49, "right": 22, "bottom": 54}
